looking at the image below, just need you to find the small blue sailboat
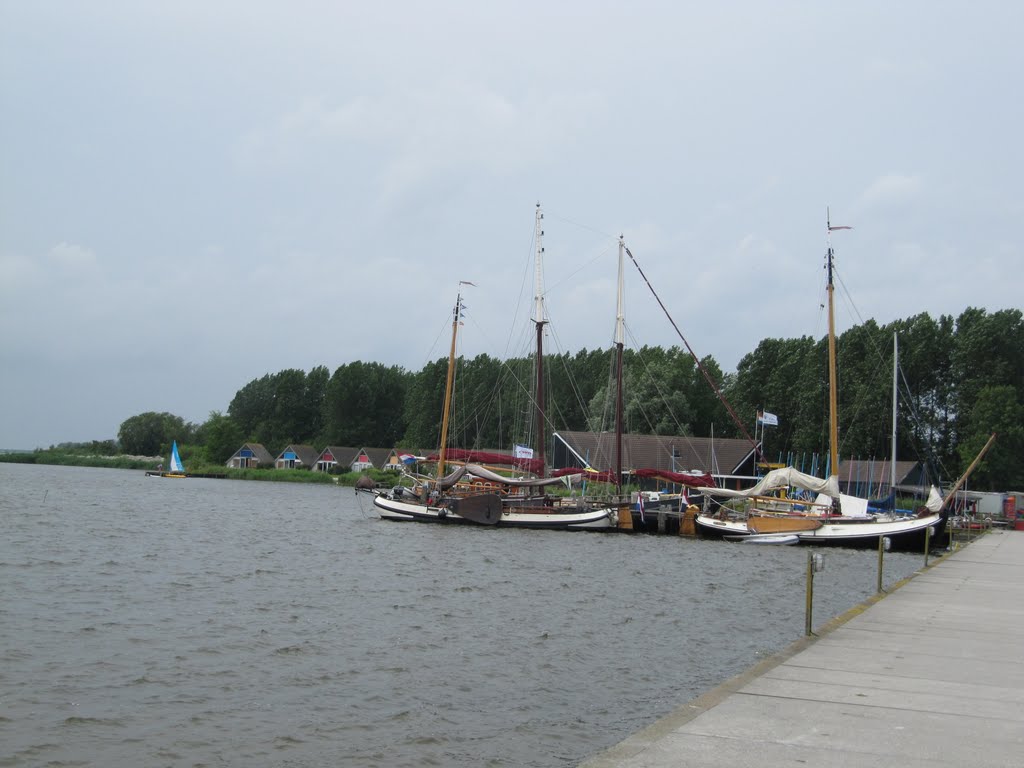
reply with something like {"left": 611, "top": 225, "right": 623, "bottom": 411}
{"left": 166, "top": 440, "right": 187, "bottom": 477}
{"left": 148, "top": 440, "right": 188, "bottom": 478}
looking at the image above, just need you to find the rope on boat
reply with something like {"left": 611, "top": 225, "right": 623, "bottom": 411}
{"left": 623, "top": 245, "right": 764, "bottom": 462}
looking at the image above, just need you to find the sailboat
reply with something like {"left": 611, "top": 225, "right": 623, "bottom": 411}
{"left": 698, "top": 213, "right": 947, "bottom": 549}
{"left": 147, "top": 440, "right": 188, "bottom": 478}
{"left": 366, "top": 272, "right": 617, "bottom": 530}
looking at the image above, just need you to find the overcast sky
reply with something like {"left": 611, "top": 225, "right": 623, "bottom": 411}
{"left": 2, "top": 1, "right": 1021, "bottom": 449}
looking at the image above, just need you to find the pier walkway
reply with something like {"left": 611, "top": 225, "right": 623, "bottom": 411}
{"left": 580, "top": 530, "right": 1024, "bottom": 767}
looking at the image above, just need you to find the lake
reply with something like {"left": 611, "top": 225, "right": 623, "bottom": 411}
{"left": 0, "top": 463, "right": 930, "bottom": 767}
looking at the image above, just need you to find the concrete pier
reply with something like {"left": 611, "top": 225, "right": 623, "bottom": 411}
{"left": 580, "top": 530, "right": 1024, "bottom": 767}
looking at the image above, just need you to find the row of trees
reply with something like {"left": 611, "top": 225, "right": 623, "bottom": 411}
{"left": 116, "top": 307, "right": 1023, "bottom": 490}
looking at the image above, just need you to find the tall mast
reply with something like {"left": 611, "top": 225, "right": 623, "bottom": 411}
{"left": 614, "top": 235, "right": 625, "bottom": 493}
{"left": 435, "top": 287, "right": 466, "bottom": 482}
{"left": 533, "top": 203, "right": 547, "bottom": 472}
{"left": 825, "top": 209, "right": 840, "bottom": 478}
{"left": 891, "top": 332, "right": 898, "bottom": 496}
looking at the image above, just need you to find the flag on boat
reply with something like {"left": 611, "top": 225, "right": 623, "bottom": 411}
{"left": 513, "top": 444, "right": 534, "bottom": 459}
{"left": 757, "top": 410, "right": 779, "bottom": 426}
{"left": 828, "top": 224, "right": 853, "bottom": 231}
{"left": 399, "top": 453, "right": 418, "bottom": 465}
{"left": 637, "top": 492, "right": 645, "bottom": 523}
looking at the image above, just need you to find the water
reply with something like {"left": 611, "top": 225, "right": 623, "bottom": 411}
{"left": 0, "top": 464, "right": 929, "bottom": 767}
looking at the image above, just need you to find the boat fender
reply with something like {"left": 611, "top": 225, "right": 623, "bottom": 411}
{"left": 438, "top": 508, "right": 447, "bottom": 519}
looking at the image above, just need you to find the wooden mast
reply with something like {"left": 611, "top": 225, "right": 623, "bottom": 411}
{"left": 533, "top": 204, "right": 547, "bottom": 472}
{"left": 942, "top": 433, "right": 997, "bottom": 507}
{"left": 435, "top": 287, "right": 466, "bottom": 483}
{"left": 825, "top": 209, "right": 840, "bottom": 480}
{"left": 614, "top": 235, "right": 625, "bottom": 493}
{"left": 891, "top": 333, "right": 898, "bottom": 497}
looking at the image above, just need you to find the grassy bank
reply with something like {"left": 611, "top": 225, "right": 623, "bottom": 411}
{"left": 0, "top": 451, "right": 392, "bottom": 487}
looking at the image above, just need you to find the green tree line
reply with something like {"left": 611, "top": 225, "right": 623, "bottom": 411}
{"left": 110, "top": 307, "right": 1022, "bottom": 490}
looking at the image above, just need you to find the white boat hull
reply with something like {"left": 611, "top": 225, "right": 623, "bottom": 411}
{"left": 372, "top": 493, "right": 616, "bottom": 530}
{"left": 697, "top": 509, "right": 944, "bottom": 550}
{"left": 796, "top": 512, "right": 943, "bottom": 548}
{"left": 695, "top": 514, "right": 749, "bottom": 538}
{"left": 725, "top": 533, "right": 799, "bottom": 545}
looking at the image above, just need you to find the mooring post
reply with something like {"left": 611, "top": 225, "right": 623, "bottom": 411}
{"left": 805, "top": 552, "right": 823, "bottom": 635}
{"left": 805, "top": 551, "right": 814, "bottom": 635}
{"left": 877, "top": 535, "right": 889, "bottom": 594}
{"left": 924, "top": 525, "right": 931, "bottom": 567}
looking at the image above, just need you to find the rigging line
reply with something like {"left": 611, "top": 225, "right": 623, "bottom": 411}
{"left": 622, "top": 322, "right": 703, "bottom": 456}
{"left": 546, "top": 323, "right": 598, "bottom": 428}
{"left": 543, "top": 210, "right": 620, "bottom": 242}
{"left": 543, "top": 245, "right": 612, "bottom": 298}
{"left": 501, "top": 218, "right": 541, "bottom": 360}
{"left": 832, "top": 269, "right": 946, "bottom": 475}
{"left": 623, "top": 245, "right": 763, "bottom": 462}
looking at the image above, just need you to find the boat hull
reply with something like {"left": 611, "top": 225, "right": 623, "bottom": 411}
{"left": 725, "top": 533, "right": 799, "bottom": 545}
{"left": 372, "top": 493, "right": 616, "bottom": 530}
{"left": 747, "top": 515, "right": 823, "bottom": 534}
{"left": 795, "top": 512, "right": 945, "bottom": 550}
{"left": 695, "top": 514, "right": 750, "bottom": 538}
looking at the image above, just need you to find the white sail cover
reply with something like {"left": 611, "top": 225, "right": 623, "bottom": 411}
{"left": 704, "top": 467, "right": 840, "bottom": 499}
{"left": 926, "top": 485, "right": 944, "bottom": 513}
{"left": 465, "top": 464, "right": 581, "bottom": 488}
{"left": 816, "top": 491, "right": 869, "bottom": 517}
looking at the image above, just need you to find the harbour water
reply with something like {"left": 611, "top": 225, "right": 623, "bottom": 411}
{"left": 1, "top": 464, "right": 930, "bottom": 767}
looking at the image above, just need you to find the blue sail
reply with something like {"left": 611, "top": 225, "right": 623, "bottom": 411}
{"left": 169, "top": 441, "right": 185, "bottom": 474}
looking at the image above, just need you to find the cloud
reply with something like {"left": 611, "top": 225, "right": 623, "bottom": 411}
{"left": 856, "top": 173, "right": 924, "bottom": 210}
{"left": 50, "top": 241, "right": 98, "bottom": 269}
{"left": 231, "top": 84, "right": 607, "bottom": 204}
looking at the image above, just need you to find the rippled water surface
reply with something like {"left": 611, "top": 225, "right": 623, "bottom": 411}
{"left": 0, "top": 464, "right": 930, "bottom": 766}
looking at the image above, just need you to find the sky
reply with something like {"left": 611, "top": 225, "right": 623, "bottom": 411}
{"left": 2, "top": 1, "right": 1022, "bottom": 449}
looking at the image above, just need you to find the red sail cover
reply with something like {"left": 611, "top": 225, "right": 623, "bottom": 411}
{"left": 426, "top": 449, "right": 544, "bottom": 476}
{"left": 633, "top": 468, "right": 716, "bottom": 488}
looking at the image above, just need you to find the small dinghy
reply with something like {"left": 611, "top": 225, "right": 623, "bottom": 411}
{"left": 724, "top": 533, "right": 799, "bottom": 545}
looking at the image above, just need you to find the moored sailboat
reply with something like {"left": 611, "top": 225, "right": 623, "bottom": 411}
{"left": 366, "top": 275, "right": 617, "bottom": 530}
{"left": 146, "top": 440, "right": 188, "bottom": 478}
{"left": 698, "top": 213, "right": 948, "bottom": 549}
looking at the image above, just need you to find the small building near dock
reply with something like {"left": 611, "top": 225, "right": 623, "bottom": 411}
{"left": 311, "top": 446, "right": 361, "bottom": 473}
{"left": 274, "top": 444, "right": 319, "bottom": 470}
{"left": 226, "top": 443, "right": 275, "bottom": 469}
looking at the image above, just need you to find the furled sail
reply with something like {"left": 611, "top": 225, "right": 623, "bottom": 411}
{"left": 704, "top": 467, "right": 840, "bottom": 499}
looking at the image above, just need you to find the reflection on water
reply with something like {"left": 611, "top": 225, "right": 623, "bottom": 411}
{"left": 0, "top": 464, "right": 929, "bottom": 767}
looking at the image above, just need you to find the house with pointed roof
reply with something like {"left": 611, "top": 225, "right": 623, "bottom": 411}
{"left": 312, "top": 446, "right": 394, "bottom": 472}
{"left": 274, "top": 444, "right": 319, "bottom": 470}
{"left": 312, "top": 446, "right": 361, "bottom": 472}
{"left": 380, "top": 448, "right": 430, "bottom": 471}
{"left": 359, "top": 447, "right": 393, "bottom": 471}
{"left": 226, "top": 443, "right": 275, "bottom": 469}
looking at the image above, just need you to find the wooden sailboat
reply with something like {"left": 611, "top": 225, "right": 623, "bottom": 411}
{"left": 368, "top": 262, "right": 616, "bottom": 529}
{"left": 700, "top": 213, "right": 949, "bottom": 549}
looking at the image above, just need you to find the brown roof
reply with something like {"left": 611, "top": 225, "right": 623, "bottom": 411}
{"left": 276, "top": 444, "right": 319, "bottom": 466}
{"left": 836, "top": 459, "right": 920, "bottom": 486}
{"left": 554, "top": 431, "right": 757, "bottom": 475}
{"left": 316, "top": 446, "right": 362, "bottom": 465}
{"left": 358, "top": 447, "right": 393, "bottom": 468}
{"left": 231, "top": 443, "right": 275, "bottom": 464}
